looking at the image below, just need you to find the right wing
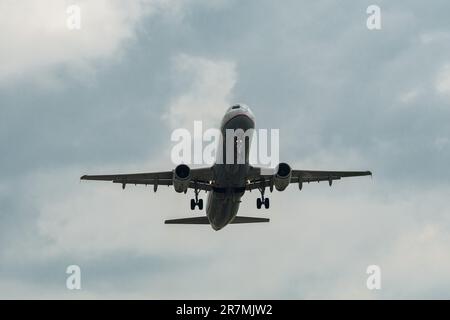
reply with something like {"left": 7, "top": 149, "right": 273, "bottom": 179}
{"left": 81, "top": 167, "right": 214, "bottom": 191}
{"left": 246, "top": 166, "right": 371, "bottom": 190}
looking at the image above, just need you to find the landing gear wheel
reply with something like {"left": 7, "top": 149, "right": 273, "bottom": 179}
{"left": 190, "top": 184, "right": 202, "bottom": 210}
{"left": 264, "top": 197, "right": 270, "bottom": 209}
{"left": 257, "top": 187, "right": 268, "bottom": 209}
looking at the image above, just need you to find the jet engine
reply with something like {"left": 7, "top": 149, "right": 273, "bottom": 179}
{"left": 273, "top": 162, "right": 292, "bottom": 191}
{"left": 173, "top": 164, "right": 191, "bottom": 193}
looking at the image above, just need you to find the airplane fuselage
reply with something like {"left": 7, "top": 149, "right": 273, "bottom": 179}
{"left": 207, "top": 107, "right": 255, "bottom": 230}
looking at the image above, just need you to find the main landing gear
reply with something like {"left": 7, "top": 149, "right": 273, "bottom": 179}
{"left": 256, "top": 187, "right": 270, "bottom": 209}
{"left": 190, "top": 187, "right": 203, "bottom": 210}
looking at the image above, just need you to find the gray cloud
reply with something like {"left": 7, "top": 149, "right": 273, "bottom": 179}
{"left": 1, "top": 0, "right": 450, "bottom": 299}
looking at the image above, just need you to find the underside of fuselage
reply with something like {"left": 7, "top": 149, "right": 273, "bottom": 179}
{"left": 206, "top": 190, "right": 243, "bottom": 230}
{"left": 206, "top": 111, "right": 255, "bottom": 230}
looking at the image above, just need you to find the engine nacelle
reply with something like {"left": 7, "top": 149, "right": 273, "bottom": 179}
{"left": 274, "top": 162, "right": 292, "bottom": 191}
{"left": 173, "top": 164, "right": 191, "bottom": 193}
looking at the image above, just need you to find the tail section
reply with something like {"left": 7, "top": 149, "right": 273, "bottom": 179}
{"left": 231, "top": 216, "right": 269, "bottom": 223}
{"left": 164, "top": 216, "right": 269, "bottom": 225}
{"left": 165, "top": 217, "right": 210, "bottom": 224}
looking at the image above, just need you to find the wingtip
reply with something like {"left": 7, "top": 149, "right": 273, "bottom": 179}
{"left": 80, "top": 175, "right": 87, "bottom": 180}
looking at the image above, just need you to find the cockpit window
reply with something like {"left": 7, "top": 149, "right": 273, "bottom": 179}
{"left": 231, "top": 105, "right": 240, "bottom": 109}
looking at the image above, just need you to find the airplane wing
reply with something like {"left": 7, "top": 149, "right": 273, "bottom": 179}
{"left": 291, "top": 169, "right": 372, "bottom": 183}
{"left": 246, "top": 166, "right": 371, "bottom": 190}
{"left": 81, "top": 167, "right": 214, "bottom": 191}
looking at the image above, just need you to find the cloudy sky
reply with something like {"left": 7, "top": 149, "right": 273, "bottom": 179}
{"left": 1, "top": 0, "right": 450, "bottom": 299}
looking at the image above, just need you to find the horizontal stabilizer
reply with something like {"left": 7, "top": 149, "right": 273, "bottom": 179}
{"left": 231, "top": 216, "right": 269, "bottom": 224}
{"left": 164, "top": 216, "right": 270, "bottom": 225}
{"left": 165, "top": 217, "right": 210, "bottom": 224}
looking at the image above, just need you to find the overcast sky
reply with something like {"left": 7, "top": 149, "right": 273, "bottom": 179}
{"left": 1, "top": 0, "right": 450, "bottom": 299}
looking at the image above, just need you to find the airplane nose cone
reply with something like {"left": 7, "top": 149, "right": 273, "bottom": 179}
{"left": 221, "top": 111, "right": 255, "bottom": 131}
{"left": 227, "top": 114, "right": 255, "bottom": 131}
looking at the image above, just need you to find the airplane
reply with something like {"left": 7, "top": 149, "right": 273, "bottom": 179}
{"left": 81, "top": 104, "right": 372, "bottom": 231}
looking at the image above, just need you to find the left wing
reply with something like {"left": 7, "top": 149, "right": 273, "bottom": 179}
{"left": 81, "top": 167, "right": 214, "bottom": 191}
{"left": 246, "top": 166, "right": 371, "bottom": 190}
{"left": 291, "top": 169, "right": 372, "bottom": 185}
